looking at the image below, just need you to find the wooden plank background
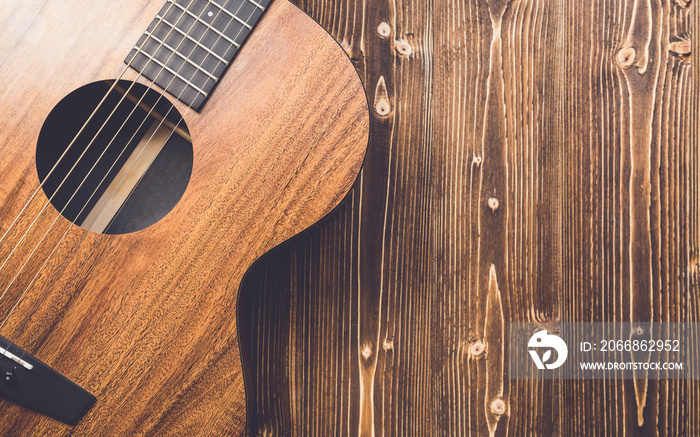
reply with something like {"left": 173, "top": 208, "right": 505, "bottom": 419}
{"left": 237, "top": 0, "right": 698, "bottom": 435}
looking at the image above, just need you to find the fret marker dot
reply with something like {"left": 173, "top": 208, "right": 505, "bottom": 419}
{"left": 208, "top": 11, "right": 214, "bottom": 17}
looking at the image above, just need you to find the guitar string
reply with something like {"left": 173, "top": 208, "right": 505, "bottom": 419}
{"left": 0, "top": 0, "right": 188, "bottom": 254}
{"left": 4, "top": 0, "right": 260, "bottom": 362}
{"left": 0, "top": 0, "right": 201, "bottom": 285}
{"left": 0, "top": 0, "right": 219, "bottom": 305}
{"left": 7, "top": 0, "right": 255, "bottom": 361}
{"left": 12, "top": 232, "right": 105, "bottom": 353}
{"left": 0, "top": 0, "right": 246, "bottom": 333}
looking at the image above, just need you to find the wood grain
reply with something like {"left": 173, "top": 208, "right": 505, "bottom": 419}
{"left": 0, "top": 0, "right": 368, "bottom": 435}
{"left": 238, "top": 0, "right": 698, "bottom": 435}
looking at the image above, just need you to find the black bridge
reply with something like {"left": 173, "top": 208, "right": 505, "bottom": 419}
{"left": 0, "top": 335, "right": 95, "bottom": 425}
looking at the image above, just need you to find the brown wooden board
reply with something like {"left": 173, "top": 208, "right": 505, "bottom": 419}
{"left": 238, "top": 0, "right": 698, "bottom": 435}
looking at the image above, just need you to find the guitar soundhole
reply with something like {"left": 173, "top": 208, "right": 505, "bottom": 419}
{"left": 36, "top": 80, "right": 193, "bottom": 235}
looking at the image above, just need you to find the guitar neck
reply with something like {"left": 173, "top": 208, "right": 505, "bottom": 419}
{"left": 125, "top": 0, "right": 272, "bottom": 110}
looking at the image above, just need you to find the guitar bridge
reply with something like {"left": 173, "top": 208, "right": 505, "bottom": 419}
{"left": 0, "top": 335, "right": 96, "bottom": 425}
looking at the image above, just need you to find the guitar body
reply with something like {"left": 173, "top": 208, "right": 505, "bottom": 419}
{"left": 0, "top": 0, "right": 368, "bottom": 435}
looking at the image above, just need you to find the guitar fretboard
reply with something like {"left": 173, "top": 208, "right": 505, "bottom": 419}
{"left": 125, "top": 0, "right": 272, "bottom": 110}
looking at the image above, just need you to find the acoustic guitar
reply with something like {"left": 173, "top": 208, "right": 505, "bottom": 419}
{"left": 0, "top": 0, "right": 368, "bottom": 434}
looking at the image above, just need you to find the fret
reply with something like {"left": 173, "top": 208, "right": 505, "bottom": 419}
{"left": 126, "top": 0, "right": 270, "bottom": 110}
{"left": 155, "top": 16, "right": 230, "bottom": 65}
{"left": 209, "top": 0, "right": 252, "bottom": 29}
{"left": 245, "top": 0, "right": 265, "bottom": 10}
{"left": 136, "top": 48, "right": 209, "bottom": 97}
{"left": 130, "top": 21, "right": 224, "bottom": 92}
{"left": 167, "top": 0, "right": 240, "bottom": 48}
{"left": 143, "top": 31, "right": 219, "bottom": 81}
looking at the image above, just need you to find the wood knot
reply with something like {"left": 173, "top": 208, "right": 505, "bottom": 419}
{"left": 691, "top": 260, "right": 700, "bottom": 283}
{"left": 635, "top": 326, "right": 644, "bottom": 335}
{"left": 361, "top": 343, "right": 373, "bottom": 359}
{"left": 374, "top": 76, "right": 391, "bottom": 118}
{"left": 674, "top": 0, "right": 690, "bottom": 8}
{"left": 395, "top": 39, "right": 412, "bottom": 56}
{"left": 490, "top": 398, "right": 507, "bottom": 416}
{"left": 383, "top": 338, "right": 394, "bottom": 350}
{"left": 470, "top": 341, "right": 485, "bottom": 357}
{"left": 616, "top": 46, "right": 636, "bottom": 68}
{"left": 375, "top": 99, "right": 391, "bottom": 117}
{"left": 377, "top": 22, "right": 391, "bottom": 38}
{"left": 487, "top": 197, "right": 499, "bottom": 211}
{"left": 472, "top": 154, "right": 482, "bottom": 166}
{"left": 669, "top": 39, "right": 691, "bottom": 60}
{"left": 534, "top": 320, "right": 561, "bottom": 335}
{"left": 341, "top": 40, "right": 352, "bottom": 56}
